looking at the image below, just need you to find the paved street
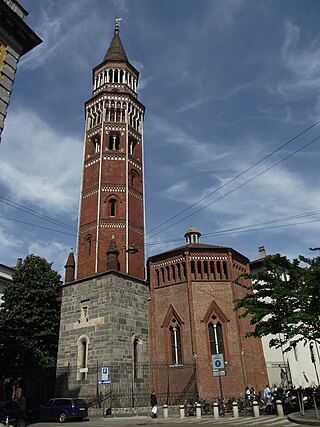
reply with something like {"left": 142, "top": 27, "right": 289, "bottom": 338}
{"left": 28, "top": 415, "right": 303, "bottom": 427}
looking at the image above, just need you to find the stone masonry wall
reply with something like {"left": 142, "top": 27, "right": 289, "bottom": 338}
{"left": 56, "top": 271, "right": 150, "bottom": 406}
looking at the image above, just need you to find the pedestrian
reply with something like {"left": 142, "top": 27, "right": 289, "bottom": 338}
{"left": 264, "top": 384, "right": 271, "bottom": 404}
{"left": 150, "top": 391, "right": 157, "bottom": 418}
{"left": 245, "top": 386, "right": 250, "bottom": 401}
{"left": 250, "top": 386, "right": 255, "bottom": 401}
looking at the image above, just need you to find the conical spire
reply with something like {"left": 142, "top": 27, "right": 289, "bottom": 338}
{"left": 64, "top": 248, "right": 75, "bottom": 283}
{"left": 104, "top": 18, "right": 128, "bottom": 62}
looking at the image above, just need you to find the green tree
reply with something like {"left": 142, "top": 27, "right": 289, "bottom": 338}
{"left": 234, "top": 250, "right": 320, "bottom": 349}
{"left": 0, "top": 254, "right": 61, "bottom": 372}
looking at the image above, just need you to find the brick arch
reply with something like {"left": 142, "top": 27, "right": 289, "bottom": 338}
{"left": 83, "top": 234, "right": 93, "bottom": 256}
{"left": 129, "top": 169, "right": 141, "bottom": 190}
{"left": 161, "top": 304, "right": 184, "bottom": 328}
{"left": 104, "top": 194, "right": 121, "bottom": 217}
{"left": 202, "top": 300, "right": 229, "bottom": 324}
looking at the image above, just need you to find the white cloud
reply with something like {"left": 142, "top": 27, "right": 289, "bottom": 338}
{"left": 28, "top": 240, "right": 71, "bottom": 277}
{"left": 0, "top": 109, "right": 82, "bottom": 215}
{"left": 278, "top": 21, "right": 320, "bottom": 99}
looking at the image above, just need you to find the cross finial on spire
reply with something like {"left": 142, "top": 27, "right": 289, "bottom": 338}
{"left": 115, "top": 17, "right": 122, "bottom": 33}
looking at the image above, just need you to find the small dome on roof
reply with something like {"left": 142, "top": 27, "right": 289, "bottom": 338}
{"left": 184, "top": 226, "right": 201, "bottom": 244}
{"left": 186, "top": 226, "right": 198, "bottom": 234}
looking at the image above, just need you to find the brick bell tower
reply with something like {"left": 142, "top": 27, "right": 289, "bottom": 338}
{"left": 75, "top": 19, "right": 145, "bottom": 280}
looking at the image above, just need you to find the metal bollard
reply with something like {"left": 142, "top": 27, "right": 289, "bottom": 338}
{"left": 232, "top": 401, "right": 239, "bottom": 418}
{"left": 276, "top": 400, "right": 284, "bottom": 417}
{"left": 163, "top": 404, "right": 168, "bottom": 419}
{"left": 196, "top": 403, "right": 201, "bottom": 419}
{"left": 253, "top": 400, "right": 260, "bottom": 417}
{"left": 179, "top": 405, "right": 185, "bottom": 419}
{"left": 213, "top": 402, "right": 219, "bottom": 419}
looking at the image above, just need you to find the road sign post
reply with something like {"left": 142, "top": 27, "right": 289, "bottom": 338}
{"left": 212, "top": 354, "right": 225, "bottom": 402}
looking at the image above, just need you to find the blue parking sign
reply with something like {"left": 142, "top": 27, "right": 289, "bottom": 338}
{"left": 212, "top": 354, "right": 225, "bottom": 370}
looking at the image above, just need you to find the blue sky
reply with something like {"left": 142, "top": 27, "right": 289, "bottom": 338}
{"left": 1, "top": 0, "right": 320, "bottom": 276}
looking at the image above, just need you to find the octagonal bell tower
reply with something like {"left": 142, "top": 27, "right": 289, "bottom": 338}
{"left": 76, "top": 20, "right": 145, "bottom": 280}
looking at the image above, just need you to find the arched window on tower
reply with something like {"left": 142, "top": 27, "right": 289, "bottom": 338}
{"left": 130, "top": 170, "right": 141, "bottom": 191}
{"left": 208, "top": 317, "right": 224, "bottom": 357}
{"left": 84, "top": 235, "right": 93, "bottom": 257}
{"left": 169, "top": 318, "right": 182, "bottom": 365}
{"left": 77, "top": 335, "right": 89, "bottom": 380}
{"left": 131, "top": 173, "right": 136, "bottom": 188}
{"left": 109, "top": 198, "right": 117, "bottom": 217}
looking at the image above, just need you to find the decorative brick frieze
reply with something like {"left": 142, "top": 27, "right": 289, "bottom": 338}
{"left": 101, "top": 184, "right": 125, "bottom": 193}
{"left": 82, "top": 187, "right": 98, "bottom": 198}
{"left": 79, "top": 222, "right": 96, "bottom": 233}
{"left": 128, "top": 222, "right": 144, "bottom": 234}
{"left": 85, "top": 158, "right": 100, "bottom": 168}
{"left": 128, "top": 187, "right": 142, "bottom": 200}
{"left": 129, "top": 158, "right": 142, "bottom": 170}
{"left": 103, "top": 154, "right": 125, "bottom": 161}
{"left": 190, "top": 254, "right": 228, "bottom": 261}
{"left": 100, "top": 219, "right": 126, "bottom": 228}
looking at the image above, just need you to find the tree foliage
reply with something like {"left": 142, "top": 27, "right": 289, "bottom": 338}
{"left": 234, "top": 250, "right": 320, "bottom": 350}
{"left": 0, "top": 254, "right": 61, "bottom": 371}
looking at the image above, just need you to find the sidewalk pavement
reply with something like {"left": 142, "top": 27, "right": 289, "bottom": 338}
{"left": 288, "top": 409, "right": 320, "bottom": 426}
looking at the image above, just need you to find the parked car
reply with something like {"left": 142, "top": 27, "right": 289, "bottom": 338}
{"left": 30, "top": 398, "right": 88, "bottom": 423}
{"left": 0, "top": 401, "right": 26, "bottom": 427}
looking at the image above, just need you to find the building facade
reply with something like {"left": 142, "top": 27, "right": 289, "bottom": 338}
{"left": 0, "top": 0, "right": 42, "bottom": 141}
{"left": 0, "top": 261, "right": 15, "bottom": 305}
{"left": 250, "top": 246, "right": 320, "bottom": 389}
{"left": 75, "top": 18, "right": 145, "bottom": 281}
{"left": 57, "top": 24, "right": 268, "bottom": 409}
{"left": 57, "top": 23, "right": 150, "bottom": 406}
{"left": 147, "top": 227, "right": 268, "bottom": 402}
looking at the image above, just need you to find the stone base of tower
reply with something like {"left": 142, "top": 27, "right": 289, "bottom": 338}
{"left": 55, "top": 271, "right": 150, "bottom": 406}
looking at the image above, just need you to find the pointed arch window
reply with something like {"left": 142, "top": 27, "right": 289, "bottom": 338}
{"left": 163, "top": 305, "right": 184, "bottom": 366}
{"left": 208, "top": 318, "right": 224, "bottom": 356}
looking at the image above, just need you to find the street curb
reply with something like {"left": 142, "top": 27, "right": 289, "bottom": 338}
{"left": 288, "top": 412, "right": 320, "bottom": 426}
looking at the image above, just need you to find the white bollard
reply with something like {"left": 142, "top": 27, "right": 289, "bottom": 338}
{"left": 163, "top": 404, "right": 168, "bottom": 419}
{"left": 253, "top": 400, "right": 260, "bottom": 417}
{"left": 179, "top": 404, "right": 185, "bottom": 419}
{"left": 232, "top": 401, "right": 239, "bottom": 418}
{"left": 196, "top": 403, "right": 201, "bottom": 419}
{"left": 276, "top": 400, "right": 284, "bottom": 417}
{"left": 213, "top": 402, "right": 219, "bottom": 419}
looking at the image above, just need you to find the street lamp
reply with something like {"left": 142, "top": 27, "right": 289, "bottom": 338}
{"left": 125, "top": 245, "right": 138, "bottom": 254}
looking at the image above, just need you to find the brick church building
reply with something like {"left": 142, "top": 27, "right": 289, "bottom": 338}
{"left": 56, "top": 22, "right": 267, "bottom": 408}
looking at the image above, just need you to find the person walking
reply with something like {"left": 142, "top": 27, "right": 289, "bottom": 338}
{"left": 150, "top": 391, "right": 158, "bottom": 418}
{"left": 264, "top": 384, "right": 271, "bottom": 404}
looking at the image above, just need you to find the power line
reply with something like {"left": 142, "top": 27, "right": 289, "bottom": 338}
{"left": 0, "top": 215, "right": 76, "bottom": 236}
{"left": 146, "top": 210, "right": 320, "bottom": 247}
{"left": 147, "top": 134, "right": 320, "bottom": 240}
{"left": 0, "top": 196, "right": 77, "bottom": 232}
{"left": 1, "top": 121, "right": 320, "bottom": 255}
{"left": 145, "top": 119, "right": 320, "bottom": 239}
{"left": 2, "top": 206, "right": 320, "bottom": 257}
